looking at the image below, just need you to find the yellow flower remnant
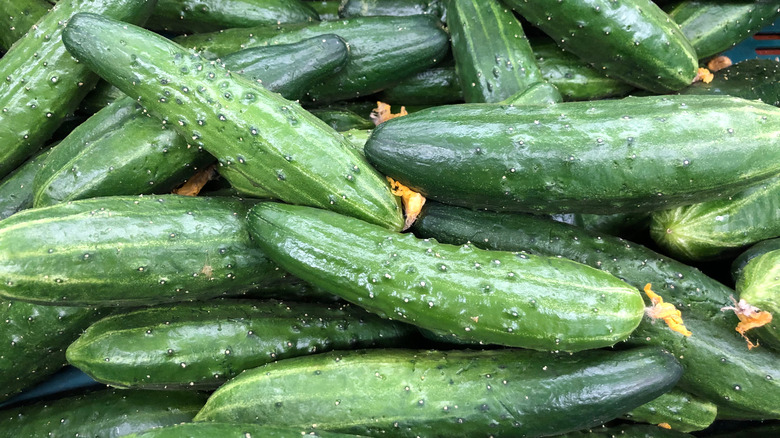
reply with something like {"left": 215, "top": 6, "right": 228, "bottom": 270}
{"left": 657, "top": 423, "right": 672, "bottom": 430}
{"left": 370, "top": 101, "right": 408, "bottom": 126}
{"left": 693, "top": 68, "right": 714, "bottom": 84}
{"left": 721, "top": 296, "right": 773, "bottom": 350}
{"left": 387, "top": 177, "right": 425, "bottom": 231}
{"left": 644, "top": 283, "right": 692, "bottom": 337}
{"left": 707, "top": 56, "right": 732, "bottom": 73}
{"left": 173, "top": 163, "right": 217, "bottom": 196}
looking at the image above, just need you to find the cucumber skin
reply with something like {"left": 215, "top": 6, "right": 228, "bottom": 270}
{"left": 0, "top": 0, "right": 50, "bottom": 51}
{"left": 623, "top": 388, "right": 717, "bottom": 433}
{"left": 365, "top": 95, "right": 780, "bottom": 215}
{"left": 0, "top": 0, "right": 157, "bottom": 180}
{"left": 376, "top": 66, "right": 464, "bottom": 106}
{"left": 0, "top": 195, "right": 286, "bottom": 307}
{"left": 309, "top": 108, "right": 375, "bottom": 131}
{"left": 174, "top": 15, "right": 451, "bottom": 104}
{"left": 147, "top": 0, "right": 319, "bottom": 34}
{"left": 66, "top": 299, "right": 415, "bottom": 390}
{"left": 194, "top": 347, "right": 682, "bottom": 437}
{"left": 339, "top": 0, "right": 446, "bottom": 21}
{"left": 503, "top": 0, "right": 697, "bottom": 93}
{"left": 0, "top": 301, "right": 109, "bottom": 403}
{"left": 124, "top": 423, "right": 367, "bottom": 438}
{"left": 650, "top": 175, "right": 780, "bottom": 262}
{"left": 63, "top": 13, "right": 404, "bottom": 231}
{"left": 0, "top": 389, "right": 207, "bottom": 437}
{"left": 559, "top": 424, "right": 694, "bottom": 437}
{"left": 680, "top": 59, "right": 780, "bottom": 108}
{"left": 731, "top": 237, "right": 780, "bottom": 283}
{"left": 247, "top": 202, "right": 644, "bottom": 352}
{"left": 0, "top": 147, "right": 51, "bottom": 220}
{"left": 736, "top": 250, "right": 780, "bottom": 348}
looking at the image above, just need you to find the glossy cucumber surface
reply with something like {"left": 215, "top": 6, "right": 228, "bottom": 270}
{"left": 0, "top": 147, "right": 51, "bottom": 220}
{"left": 0, "top": 0, "right": 51, "bottom": 51}
{"left": 339, "top": 0, "right": 446, "bottom": 21}
{"left": 680, "top": 59, "right": 780, "bottom": 107}
{"left": 124, "top": 422, "right": 367, "bottom": 437}
{"left": 736, "top": 249, "right": 780, "bottom": 347}
{"left": 376, "top": 66, "right": 463, "bottom": 106}
{"left": 731, "top": 237, "right": 780, "bottom": 283}
{"left": 623, "top": 388, "right": 717, "bottom": 433}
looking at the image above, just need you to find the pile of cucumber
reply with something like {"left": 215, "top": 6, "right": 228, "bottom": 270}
{"left": 1, "top": 0, "right": 779, "bottom": 436}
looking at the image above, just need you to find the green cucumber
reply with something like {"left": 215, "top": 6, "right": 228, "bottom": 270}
{"left": 63, "top": 13, "right": 404, "bottom": 231}
{"left": 376, "top": 66, "right": 463, "bottom": 106}
{"left": 650, "top": 175, "right": 780, "bottom": 262}
{"left": 502, "top": 81, "right": 562, "bottom": 106}
{"left": 194, "top": 347, "right": 682, "bottom": 437}
{"left": 146, "top": 0, "right": 319, "bottom": 34}
{"left": 309, "top": 0, "right": 340, "bottom": 21}
{"left": 124, "top": 422, "right": 367, "bottom": 438}
{"left": 339, "top": 0, "right": 446, "bottom": 21}
{"left": 446, "top": 0, "right": 547, "bottom": 103}
{"left": 0, "top": 301, "right": 108, "bottom": 403}
{"left": 341, "top": 128, "right": 373, "bottom": 152}
{"left": 559, "top": 424, "right": 694, "bottom": 437}
{"left": 0, "top": 0, "right": 51, "bottom": 51}
{"left": 364, "top": 95, "right": 780, "bottom": 215}
{"left": 78, "top": 80, "right": 128, "bottom": 115}
{"left": 0, "top": 388, "right": 207, "bottom": 436}
{"left": 0, "top": 0, "right": 157, "bottom": 180}
{"left": 731, "top": 238, "right": 780, "bottom": 283}
{"left": 623, "top": 388, "right": 717, "bottom": 433}
{"left": 0, "top": 195, "right": 287, "bottom": 306}
{"left": 174, "top": 15, "right": 450, "bottom": 104}
{"left": 552, "top": 211, "right": 651, "bottom": 241}
{"left": 665, "top": 1, "right": 780, "bottom": 59}
{"left": 0, "top": 147, "right": 51, "bottom": 220}
{"left": 736, "top": 249, "right": 780, "bottom": 348}
{"left": 66, "top": 299, "right": 415, "bottom": 389}
{"left": 247, "top": 202, "right": 644, "bottom": 352}
{"left": 680, "top": 59, "right": 780, "bottom": 107}
{"left": 309, "top": 108, "right": 375, "bottom": 131}
{"left": 503, "top": 0, "right": 698, "bottom": 93}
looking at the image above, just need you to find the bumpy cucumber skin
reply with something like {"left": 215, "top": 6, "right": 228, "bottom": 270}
{"left": 0, "top": 0, "right": 50, "bottom": 51}
{"left": 680, "top": 59, "right": 780, "bottom": 107}
{"left": 0, "top": 0, "right": 157, "bottom": 180}
{"left": 0, "top": 147, "right": 51, "bottom": 220}
{"left": 248, "top": 202, "right": 644, "bottom": 352}
{"left": 666, "top": 0, "right": 780, "bottom": 59}
{"left": 650, "top": 176, "right": 780, "bottom": 262}
{"left": 0, "top": 389, "right": 207, "bottom": 436}
{"left": 365, "top": 95, "right": 780, "bottom": 215}
{"left": 0, "top": 195, "right": 286, "bottom": 306}
{"left": 147, "top": 0, "right": 319, "bottom": 34}
{"left": 33, "top": 96, "right": 209, "bottom": 208}
{"left": 731, "top": 237, "right": 780, "bottom": 283}
{"left": 377, "top": 66, "right": 463, "bottom": 105}
{"left": 63, "top": 14, "right": 403, "bottom": 231}
{"left": 195, "top": 347, "right": 682, "bottom": 437}
{"left": 339, "top": 0, "right": 446, "bottom": 21}
{"left": 0, "top": 301, "right": 109, "bottom": 403}
{"left": 66, "top": 299, "right": 415, "bottom": 390}
{"left": 124, "top": 422, "right": 367, "bottom": 438}
{"left": 623, "top": 388, "right": 717, "bottom": 433}
{"left": 174, "top": 15, "right": 451, "bottom": 103}
{"left": 447, "top": 0, "right": 544, "bottom": 103}
{"left": 736, "top": 249, "right": 780, "bottom": 348}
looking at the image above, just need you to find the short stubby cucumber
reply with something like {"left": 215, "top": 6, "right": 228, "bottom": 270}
{"left": 0, "top": 195, "right": 287, "bottom": 306}
{"left": 0, "top": 0, "right": 50, "bottom": 51}
{"left": 622, "top": 388, "right": 717, "bottom": 433}
{"left": 736, "top": 249, "right": 780, "bottom": 348}
{"left": 66, "top": 299, "right": 415, "bottom": 389}
{"left": 247, "top": 202, "right": 644, "bottom": 352}
{"left": 364, "top": 95, "right": 780, "bottom": 215}
{"left": 194, "top": 347, "right": 682, "bottom": 437}
{"left": 63, "top": 13, "right": 404, "bottom": 231}
{"left": 0, "top": 147, "right": 51, "bottom": 220}
{"left": 680, "top": 59, "right": 780, "bottom": 107}
{"left": 123, "top": 422, "right": 368, "bottom": 438}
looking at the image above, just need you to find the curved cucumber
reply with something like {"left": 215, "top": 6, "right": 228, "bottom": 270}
{"left": 247, "top": 202, "right": 644, "bottom": 352}
{"left": 194, "top": 347, "right": 682, "bottom": 437}
{"left": 623, "top": 388, "right": 717, "bottom": 433}
{"left": 731, "top": 237, "right": 780, "bottom": 283}
{"left": 0, "top": 195, "right": 286, "bottom": 306}
{"left": 680, "top": 59, "right": 780, "bottom": 107}
{"left": 124, "top": 422, "right": 367, "bottom": 438}
{"left": 66, "top": 299, "right": 415, "bottom": 389}
{"left": 0, "top": 0, "right": 50, "bottom": 51}
{"left": 650, "top": 175, "right": 780, "bottom": 262}
{"left": 63, "top": 13, "right": 403, "bottom": 231}
{"left": 365, "top": 95, "right": 780, "bottom": 215}
{"left": 736, "top": 249, "right": 780, "bottom": 348}
{"left": 0, "top": 147, "right": 51, "bottom": 220}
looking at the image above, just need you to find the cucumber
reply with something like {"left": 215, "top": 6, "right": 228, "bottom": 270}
{"left": 247, "top": 202, "right": 644, "bottom": 352}
{"left": 665, "top": 0, "right": 780, "bottom": 59}
{"left": 503, "top": 0, "right": 698, "bottom": 93}
{"left": 376, "top": 66, "right": 464, "bottom": 106}
{"left": 0, "top": 301, "right": 108, "bottom": 403}
{"left": 650, "top": 175, "right": 780, "bottom": 262}
{"left": 339, "top": 0, "right": 446, "bottom": 21}
{"left": 551, "top": 211, "right": 651, "bottom": 241}
{"left": 309, "top": 0, "right": 340, "bottom": 21}
{"left": 559, "top": 424, "right": 694, "bottom": 437}
{"left": 79, "top": 80, "right": 128, "bottom": 115}
{"left": 174, "top": 15, "right": 451, "bottom": 104}
{"left": 309, "top": 108, "right": 375, "bottom": 131}
{"left": 680, "top": 59, "right": 780, "bottom": 107}
{"left": 0, "top": 0, "right": 50, "bottom": 51}
{"left": 66, "top": 299, "right": 415, "bottom": 390}
{"left": 364, "top": 95, "right": 780, "bottom": 215}
{"left": 0, "top": 0, "right": 157, "bottom": 180}
{"left": 146, "top": 0, "right": 319, "bottom": 34}
{"left": 124, "top": 422, "right": 367, "bottom": 438}
{"left": 736, "top": 249, "right": 780, "bottom": 348}
{"left": 0, "top": 147, "right": 51, "bottom": 220}
{"left": 0, "top": 195, "right": 287, "bottom": 306}
{"left": 446, "top": 0, "right": 547, "bottom": 103}
{"left": 63, "top": 13, "right": 403, "bottom": 231}
{"left": 0, "top": 388, "right": 207, "bottom": 436}
{"left": 503, "top": 81, "right": 562, "bottom": 106}
{"left": 194, "top": 347, "right": 682, "bottom": 437}
{"left": 623, "top": 388, "right": 717, "bottom": 433}
{"left": 731, "top": 238, "right": 780, "bottom": 283}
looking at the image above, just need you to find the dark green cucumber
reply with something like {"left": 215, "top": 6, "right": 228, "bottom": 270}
{"left": 736, "top": 249, "right": 780, "bottom": 348}
{"left": 174, "top": 15, "right": 451, "bottom": 103}
{"left": 339, "top": 0, "right": 446, "bottom": 21}
{"left": 0, "top": 0, "right": 50, "bottom": 51}
{"left": 194, "top": 347, "right": 682, "bottom": 437}
{"left": 64, "top": 13, "right": 404, "bottom": 231}
{"left": 650, "top": 175, "right": 780, "bottom": 262}
{"left": 551, "top": 211, "right": 651, "bottom": 241}
{"left": 247, "top": 202, "right": 644, "bottom": 352}
{"left": 147, "top": 0, "right": 319, "bottom": 34}
{"left": 623, "top": 388, "right": 717, "bottom": 433}
{"left": 559, "top": 424, "right": 694, "bottom": 438}
{"left": 504, "top": 0, "right": 698, "bottom": 93}
{"left": 376, "top": 66, "right": 463, "bottom": 106}
{"left": 0, "top": 0, "right": 157, "bottom": 180}
{"left": 309, "top": 108, "right": 375, "bottom": 131}
{"left": 124, "top": 422, "right": 367, "bottom": 438}
{"left": 365, "top": 95, "right": 780, "bottom": 215}
{"left": 0, "top": 388, "right": 207, "bottom": 436}
{"left": 665, "top": 0, "right": 780, "bottom": 59}
{"left": 0, "top": 147, "right": 51, "bottom": 220}
{"left": 0, "top": 301, "right": 108, "bottom": 403}
{"left": 309, "top": 0, "right": 340, "bottom": 21}
{"left": 0, "top": 195, "right": 287, "bottom": 306}
{"left": 680, "top": 59, "right": 780, "bottom": 107}
{"left": 446, "top": 0, "right": 547, "bottom": 103}
{"left": 731, "top": 237, "right": 780, "bottom": 283}
{"left": 66, "top": 299, "right": 414, "bottom": 389}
